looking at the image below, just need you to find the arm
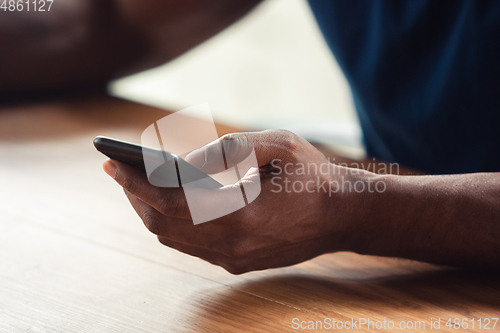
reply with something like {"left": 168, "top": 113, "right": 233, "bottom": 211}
{"left": 353, "top": 172, "right": 500, "bottom": 269}
{"left": 102, "top": 130, "right": 500, "bottom": 273}
{"left": 0, "top": 0, "right": 260, "bottom": 93}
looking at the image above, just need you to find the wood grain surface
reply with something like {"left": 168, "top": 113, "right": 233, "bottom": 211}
{"left": 0, "top": 94, "right": 498, "bottom": 332}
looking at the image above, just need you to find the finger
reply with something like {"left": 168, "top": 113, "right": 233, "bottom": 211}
{"left": 104, "top": 159, "right": 191, "bottom": 219}
{"left": 125, "top": 189, "right": 192, "bottom": 238}
{"left": 184, "top": 138, "right": 226, "bottom": 173}
{"left": 185, "top": 130, "right": 302, "bottom": 174}
{"left": 157, "top": 236, "right": 231, "bottom": 269}
{"left": 174, "top": 180, "right": 256, "bottom": 225}
{"left": 111, "top": 159, "right": 255, "bottom": 226}
{"left": 158, "top": 236, "right": 254, "bottom": 275}
{"left": 125, "top": 190, "right": 234, "bottom": 251}
{"left": 106, "top": 158, "right": 255, "bottom": 226}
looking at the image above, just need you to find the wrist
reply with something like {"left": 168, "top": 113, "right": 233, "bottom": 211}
{"left": 343, "top": 173, "right": 430, "bottom": 259}
{"left": 327, "top": 167, "right": 395, "bottom": 254}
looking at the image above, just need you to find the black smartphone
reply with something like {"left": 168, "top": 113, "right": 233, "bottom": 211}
{"left": 93, "top": 136, "right": 222, "bottom": 189}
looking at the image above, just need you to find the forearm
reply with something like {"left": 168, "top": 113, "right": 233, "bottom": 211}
{"left": 0, "top": 0, "right": 260, "bottom": 93}
{"left": 349, "top": 172, "right": 500, "bottom": 269}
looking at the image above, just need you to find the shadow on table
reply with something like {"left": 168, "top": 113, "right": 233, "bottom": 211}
{"left": 185, "top": 269, "right": 500, "bottom": 331}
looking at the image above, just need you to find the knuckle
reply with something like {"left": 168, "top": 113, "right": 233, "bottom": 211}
{"left": 277, "top": 129, "right": 301, "bottom": 152}
{"left": 220, "top": 133, "right": 238, "bottom": 152}
{"left": 156, "top": 195, "right": 172, "bottom": 215}
{"left": 121, "top": 176, "right": 137, "bottom": 194}
{"left": 220, "top": 133, "right": 237, "bottom": 143}
{"left": 142, "top": 211, "right": 164, "bottom": 235}
{"left": 157, "top": 193, "right": 186, "bottom": 217}
{"left": 219, "top": 133, "right": 257, "bottom": 169}
{"left": 221, "top": 132, "right": 249, "bottom": 150}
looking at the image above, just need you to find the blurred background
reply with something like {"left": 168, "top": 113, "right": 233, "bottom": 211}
{"left": 110, "top": 0, "right": 364, "bottom": 159}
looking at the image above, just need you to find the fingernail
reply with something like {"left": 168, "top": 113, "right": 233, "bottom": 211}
{"left": 185, "top": 147, "right": 206, "bottom": 169}
{"left": 103, "top": 160, "right": 117, "bottom": 179}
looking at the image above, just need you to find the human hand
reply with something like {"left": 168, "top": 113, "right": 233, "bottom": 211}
{"left": 103, "top": 130, "right": 370, "bottom": 274}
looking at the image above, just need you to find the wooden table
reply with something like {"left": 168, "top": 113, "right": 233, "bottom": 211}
{"left": 0, "top": 95, "right": 498, "bottom": 332}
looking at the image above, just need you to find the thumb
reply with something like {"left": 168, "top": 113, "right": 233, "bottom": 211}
{"left": 185, "top": 130, "right": 296, "bottom": 174}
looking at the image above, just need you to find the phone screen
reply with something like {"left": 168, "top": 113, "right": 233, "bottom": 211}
{"left": 93, "top": 136, "right": 222, "bottom": 189}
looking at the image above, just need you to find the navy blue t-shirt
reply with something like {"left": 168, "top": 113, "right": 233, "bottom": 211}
{"left": 308, "top": 0, "right": 500, "bottom": 174}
